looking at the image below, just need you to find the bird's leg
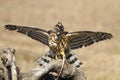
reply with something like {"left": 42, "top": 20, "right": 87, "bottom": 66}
{"left": 56, "top": 51, "right": 66, "bottom": 80}
{"left": 55, "top": 55, "right": 58, "bottom": 60}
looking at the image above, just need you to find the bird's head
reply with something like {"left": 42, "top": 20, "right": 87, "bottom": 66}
{"left": 54, "top": 22, "right": 64, "bottom": 32}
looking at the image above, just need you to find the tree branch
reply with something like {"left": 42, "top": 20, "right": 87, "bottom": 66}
{"left": 0, "top": 48, "right": 86, "bottom": 80}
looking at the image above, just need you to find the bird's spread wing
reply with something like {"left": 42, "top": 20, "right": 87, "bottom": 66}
{"left": 68, "top": 31, "right": 113, "bottom": 49}
{"left": 5, "top": 25, "right": 49, "bottom": 45}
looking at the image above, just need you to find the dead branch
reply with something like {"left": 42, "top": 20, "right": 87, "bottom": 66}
{"left": 0, "top": 48, "right": 86, "bottom": 80}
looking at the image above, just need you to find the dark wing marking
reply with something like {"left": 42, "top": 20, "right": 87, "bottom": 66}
{"left": 5, "top": 25, "right": 49, "bottom": 45}
{"left": 68, "top": 31, "right": 113, "bottom": 49}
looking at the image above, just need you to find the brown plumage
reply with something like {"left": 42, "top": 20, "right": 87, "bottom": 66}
{"left": 5, "top": 22, "right": 113, "bottom": 79}
{"left": 5, "top": 23, "right": 113, "bottom": 51}
{"left": 5, "top": 24, "right": 49, "bottom": 45}
{"left": 68, "top": 31, "right": 112, "bottom": 49}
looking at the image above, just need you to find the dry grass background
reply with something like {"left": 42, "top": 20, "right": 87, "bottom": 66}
{"left": 0, "top": 0, "right": 120, "bottom": 80}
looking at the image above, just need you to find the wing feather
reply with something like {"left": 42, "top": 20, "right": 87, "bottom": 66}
{"left": 68, "top": 31, "right": 113, "bottom": 49}
{"left": 5, "top": 25, "right": 49, "bottom": 45}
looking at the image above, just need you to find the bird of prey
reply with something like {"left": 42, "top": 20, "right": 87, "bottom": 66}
{"left": 5, "top": 22, "right": 113, "bottom": 60}
{"left": 4, "top": 22, "right": 113, "bottom": 80}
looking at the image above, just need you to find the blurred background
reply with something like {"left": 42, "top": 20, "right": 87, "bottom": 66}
{"left": 0, "top": 0, "right": 120, "bottom": 80}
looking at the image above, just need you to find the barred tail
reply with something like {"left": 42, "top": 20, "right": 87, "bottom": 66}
{"left": 35, "top": 50, "right": 55, "bottom": 66}
{"left": 66, "top": 53, "right": 82, "bottom": 67}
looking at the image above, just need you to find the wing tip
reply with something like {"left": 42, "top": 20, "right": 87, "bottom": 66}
{"left": 107, "top": 33, "right": 113, "bottom": 40}
{"left": 4, "top": 24, "right": 17, "bottom": 30}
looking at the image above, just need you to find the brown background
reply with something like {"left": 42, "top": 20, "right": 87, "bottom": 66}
{"left": 0, "top": 0, "right": 120, "bottom": 80}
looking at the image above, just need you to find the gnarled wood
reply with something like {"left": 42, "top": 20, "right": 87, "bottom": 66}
{"left": 0, "top": 48, "right": 18, "bottom": 80}
{"left": 0, "top": 48, "right": 86, "bottom": 80}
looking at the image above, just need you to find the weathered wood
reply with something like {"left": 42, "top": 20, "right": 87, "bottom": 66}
{"left": 20, "top": 60, "right": 86, "bottom": 80}
{"left": 21, "top": 56, "right": 86, "bottom": 80}
{"left": 0, "top": 64, "right": 9, "bottom": 80}
{"left": 0, "top": 48, "right": 18, "bottom": 80}
{"left": 0, "top": 48, "right": 86, "bottom": 80}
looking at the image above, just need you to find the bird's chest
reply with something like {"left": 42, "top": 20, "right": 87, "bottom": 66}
{"left": 48, "top": 33, "right": 68, "bottom": 52}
